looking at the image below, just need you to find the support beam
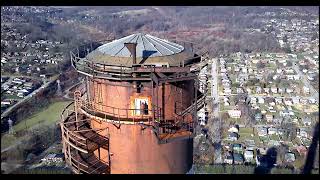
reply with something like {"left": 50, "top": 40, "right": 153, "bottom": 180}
{"left": 133, "top": 67, "right": 190, "bottom": 73}
{"left": 86, "top": 76, "right": 90, "bottom": 102}
{"left": 157, "top": 72, "right": 167, "bottom": 78}
{"left": 151, "top": 73, "right": 159, "bottom": 85}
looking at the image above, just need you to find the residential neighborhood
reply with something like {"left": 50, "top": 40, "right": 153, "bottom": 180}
{"left": 1, "top": 23, "right": 65, "bottom": 77}
{"left": 215, "top": 15, "right": 319, "bottom": 170}
{"left": 1, "top": 76, "right": 42, "bottom": 114}
{"left": 1, "top": 8, "right": 69, "bottom": 117}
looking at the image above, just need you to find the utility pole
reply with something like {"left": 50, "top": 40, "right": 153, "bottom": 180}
{"left": 8, "top": 118, "right": 14, "bottom": 135}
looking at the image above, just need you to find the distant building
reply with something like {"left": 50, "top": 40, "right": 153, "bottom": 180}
{"left": 232, "top": 143, "right": 243, "bottom": 152}
{"left": 228, "top": 125, "right": 239, "bottom": 133}
{"left": 41, "top": 153, "right": 64, "bottom": 164}
{"left": 228, "top": 110, "right": 241, "bottom": 119}
{"left": 244, "top": 150, "right": 254, "bottom": 162}
{"left": 233, "top": 153, "right": 244, "bottom": 164}
{"left": 224, "top": 152, "right": 233, "bottom": 165}
{"left": 265, "top": 114, "right": 274, "bottom": 123}
{"left": 228, "top": 132, "right": 239, "bottom": 141}
{"left": 285, "top": 152, "right": 296, "bottom": 163}
{"left": 302, "top": 117, "right": 312, "bottom": 126}
{"left": 257, "top": 127, "right": 268, "bottom": 137}
{"left": 268, "top": 127, "right": 277, "bottom": 135}
{"left": 255, "top": 113, "right": 262, "bottom": 121}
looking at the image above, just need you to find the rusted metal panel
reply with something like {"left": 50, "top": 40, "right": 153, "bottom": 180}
{"left": 91, "top": 120, "right": 193, "bottom": 174}
{"left": 62, "top": 71, "right": 196, "bottom": 174}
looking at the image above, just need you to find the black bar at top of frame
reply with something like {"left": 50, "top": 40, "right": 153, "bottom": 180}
{"left": 1, "top": 0, "right": 320, "bottom": 6}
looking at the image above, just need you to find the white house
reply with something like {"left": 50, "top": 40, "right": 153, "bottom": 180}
{"left": 257, "top": 127, "right": 268, "bottom": 137}
{"left": 271, "top": 86, "right": 278, "bottom": 94}
{"left": 244, "top": 150, "right": 254, "bottom": 162}
{"left": 224, "top": 88, "right": 232, "bottom": 95}
{"left": 284, "top": 98, "right": 293, "bottom": 106}
{"left": 228, "top": 125, "right": 239, "bottom": 133}
{"left": 228, "top": 110, "right": 242, "bottom": 118}
{"left": 258, "top": 97, "right": 265, "bottom": 104}
{"left": 292, "top": 97, "right": 300, "bottom": 104}
{"left": 266, "top": 114, "right": 274, "bottom": 122}
{"left": 309, "top": 98, "right": 316, "bottom": 104}
{"left": 268, "top": 127, "right": 277, "bottom": 135}
{"left": 302, "top": 118, "right": 312, "bottom": 126}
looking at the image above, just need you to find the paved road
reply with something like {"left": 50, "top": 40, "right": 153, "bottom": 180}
{"left": 62, "top": 80, "right": 83, "bottom": 100}
{"left": 210, "top": 58, "right": 222, "bottom": 163}
{"left": 211, "top": 58, "right": 219, "bottom": 117}
{"left": 292, "top": 63, "right": 319, "bottom": 104}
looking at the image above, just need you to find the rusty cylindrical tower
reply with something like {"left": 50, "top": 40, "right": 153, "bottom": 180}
{"left": 60, "top": 33, "right": 207, "bottom": 174}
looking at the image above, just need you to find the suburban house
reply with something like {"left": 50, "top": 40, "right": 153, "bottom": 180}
{"left": 232, "top": 143, "right": 243, "bottom": 152}
{"left": 265, "top": 114, "right": 274, "bottom": 122}
{"left": 228, "top": 110, "right": 242, "bottom": 119}
{"left": 268, "top": 127, "right": 277, "bottom": 135}
{"left": 228, "top": 125, "right": 240, "bottom": 133}
{"left": 285, "top": 152, "right": 296, "bottom": 163}
{"left": 302, "top": 118, "right": 312, "bottom": 126}
{"left": 41, "top": 153, "right": 64, "bottom": 164}
{"left": 257, "top": 127, "right": 268, "bottom": 137}
{"left": 244, "top": 150, "right": 254, "bottom": 162}
{"left": 224, "top": 152, "right": 233, "bottom": 165}
{"left": 233, "top": 153, "right": 244, "bottom": 164}
{"left": 303, "top": 86, "right": 310, "bottom": 94}
{"left": 228, "top": 132, "right": 239, "bottom": 141}
{"left": 255, "top": 113, "right": 262, "bottom": 121}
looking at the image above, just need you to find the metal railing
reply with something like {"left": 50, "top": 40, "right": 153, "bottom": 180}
{"left": 65, "top": 148, "right": 109, "bottom": 174}
{"left": 69, "top": 37, "right": 210, "bottom": 81}
{"left": 76, "top": 96, "right": 162, "bottom": 124}
{"left": 60, "top": 102, "right": 111, "bottom": 174}
{"left": 61, "top": 102, "right": 109, "bottom": 153}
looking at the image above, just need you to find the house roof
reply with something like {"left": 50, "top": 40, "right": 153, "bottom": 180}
{"left": 233, "top": 153, "right": 244, "bottom": 162}
{"left": 244, "top": 150, "right": 254, "bottom": 156}
{"left": 229, "top": 132, "right": 238, "bottom": 137}
{"left": 233, "top": 143, "right": 242, "bottom": 148}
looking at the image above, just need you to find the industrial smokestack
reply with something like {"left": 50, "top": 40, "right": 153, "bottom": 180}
{"left": 124, "top": 42, "right": 137, "bottom": 65}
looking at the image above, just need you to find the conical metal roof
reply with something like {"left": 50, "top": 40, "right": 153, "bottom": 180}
{"left": 96, "top": 33, "right": 184, "bottom": 58}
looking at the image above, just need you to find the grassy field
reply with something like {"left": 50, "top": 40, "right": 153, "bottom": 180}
{"left": 238, "top": 128, "right": 260, "bottom": 143}
{"left": 1, "top": 100, "right": 71, "bottom": 150}
{"left": 1, "top": 134, "right": 18, "bottom": 150}
{"left": 13, "top": 101, "right": 72, "bottom": 132}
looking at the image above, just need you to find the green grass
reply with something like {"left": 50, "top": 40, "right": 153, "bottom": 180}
{"left": 259, "top": 136, "right": 269, "bottom": 143}
{"left": 220, "top": 103, "right": 233, "bottom": 112}
{"left": 267, "top": 63, "right": 277, "bottom": 69}
{"left": 1, "top": 134, "right": 18, "bottom": 149}
{"left": 269, "top": 134, "right": 279, "bottom": 141}
{"left": 238, "top": 128, "right": 256, "bottom": 143}
{"left": 240, "top": 128, "right": 253, "bottom": 134}
{"left": 225, "top": 117, "right": 243, "bottom": 125}
{"left": 1, "top": 101, "right": 71, "bottom": 150}
{"left": 13, "top": 101, "right": 71, "bottom": 132}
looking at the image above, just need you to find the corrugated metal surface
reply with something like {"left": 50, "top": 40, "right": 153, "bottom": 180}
{"left": 96, "top": 33, "right": 184, "bottom": 58}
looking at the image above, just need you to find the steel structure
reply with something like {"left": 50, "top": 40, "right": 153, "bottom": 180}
{"left": 60, "top": 33, "right": 208, "bottom": 174}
